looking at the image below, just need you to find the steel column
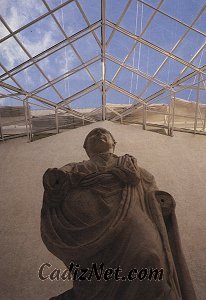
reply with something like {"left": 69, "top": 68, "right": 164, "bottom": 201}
{"left": 55, "top": 108, "right": 59, "bottom": 134}
{"left": 170, "top": 91, "right": 176, "bottom": 137}
{"left": 143, "top": 103, "right": 147, "bottom": 130}
{"left": 101, "top": 0, "right": 106, "bottom": 120}
{"left": 194, "top": 74, "right": 201, "bottom": 133}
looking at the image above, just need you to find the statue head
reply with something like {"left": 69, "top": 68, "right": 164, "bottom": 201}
{"left": 83, "top": 128, "right": 117, "bottom": 157}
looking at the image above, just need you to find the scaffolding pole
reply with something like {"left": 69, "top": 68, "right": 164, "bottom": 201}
{"left": 101, "top": 0, "right": 106, "bottom": 121}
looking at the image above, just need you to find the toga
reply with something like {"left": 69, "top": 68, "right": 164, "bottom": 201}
{"left": 41, "top": 153, "right": 196, "bottom": 300}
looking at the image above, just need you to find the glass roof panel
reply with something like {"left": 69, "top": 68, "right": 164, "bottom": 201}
{"left": 176, "top": 88, "right": 198, "bottom": 102}
{"left": 0, "top": 0, "right": 204, "bottom": 112}
{"left": 127, "top": 44, "right": 166, "bottom": 76}
{"left": 0, "top": 97, "right": 23, "bottom": 107}
{"left": 114, "top": 66, "right": 155, "bottom": 96}
{"left": 12, "top": 65, "right": 47, "bottom": 91}
{"left": 0, "top": 0, "right": 47, "bottom": 31}
{"left": 107, "top": 88, "right": 135, "bottom": 105}
{"left": 107, "top": 31, "right": 135, "bottom": 61}
{"left": 191, "top": 47, "right": 206, "bottom": 68}
{"left": 70, "top": 89, "right": 102, "bottom": 109}
{"left": 173, "top": 31, "right": 206, "bottom": 65}
{"left": 175, "top": 66, "right": 201, "bottom": 82}
{"left": 35, "top": 86, "right": 63, "bottom": 103}
{"left": 142, "top": 0, "right": 164, "bottom": 7}
{"left": 72, "top": 33, "right": 101, "bottom": 61}
{"left": 105, "top": 26, "right": 113, "bottom": 43}
{"left": 0, "top": 37, "right": 28, "bottom": 70}
{"left": 114, "top": 67, "right": 138, "bottom": 93}
{"left": 193, "top": 10, "right": 206, "bottom": 34}
{"left": 0, "top": 86, "right": 8, "bottom": 96}
{"left": 120, "top": 2, "right": 154, "bottom": 36}
{"left": 16, "top": 15, "right": 65, "bottom": 57}
{"left": 4, "top": 78, "right": 21, "bottom": 88}
{"left": 87, "top": 61, "right": 102, "bottom": 82}
{"left": 0, "top": 22, "right": 10, "bottom": 39}
{"left": 161, "top": 0, "right": 205, "bottom": 24}
{"left": 155, "top": 59, "right": 189, "bottom": 83}
{"left": 142, "top": 12, "right": 186, "bottom": 51}
{"left": 46, "top": 0, "right": 71, "bottom": 9}
{"left": 38, "top": 45, "right": 81, "bottom": 80}
{"left": 106, "top": 59, "right": 121, "bottom": 82}
{"left": 147, "top": 91, "right": 171, "bottom": 105}
{"left": 77, "top": 0, "right": 101, "bottom": 24}
{"left": 106, "top": 0, "right": 130, "bottom": 24}
{"left": 95, "top": 27, "right": 101, "bottom": 41}
{"left": 28, "top": 99, "right": 54, "bottom": 110}
{"left": 0, "top": 66, "right": 5, "bottom": 76}
{"left": 53, "top": 1, "right": 87, "bottom": 36}
{"left": 139, "top": 82, "right": 163, "bottom": 99}
{"left": 54, "top": 68, "right": 94, "bottom": 99}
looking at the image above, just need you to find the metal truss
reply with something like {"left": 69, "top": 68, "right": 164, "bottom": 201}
{"left": 0, "top": 0, "right": 205, "bottom": 138}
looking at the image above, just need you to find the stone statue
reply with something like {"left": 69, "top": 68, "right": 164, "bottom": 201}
{"left": 41, "top": 128, "right": 196, "bottom": 300}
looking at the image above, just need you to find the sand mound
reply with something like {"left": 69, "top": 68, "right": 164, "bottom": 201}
{"left": 0, "top": 121, "right": 206, "bottom": 299}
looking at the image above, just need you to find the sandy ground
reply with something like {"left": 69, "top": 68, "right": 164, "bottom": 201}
{"left": 0, "top": 121, "right": 206, "bottom": 300}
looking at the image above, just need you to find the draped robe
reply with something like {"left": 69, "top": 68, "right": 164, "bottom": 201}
{"left": 41, "top": 153, "right": 196, "bottom": 300}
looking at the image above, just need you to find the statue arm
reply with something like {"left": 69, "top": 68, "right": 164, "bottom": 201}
{"left": 42, "top": 164, "right": 86, "bottom": 207}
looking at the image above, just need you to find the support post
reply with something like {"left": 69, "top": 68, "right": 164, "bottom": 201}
{"left": 203, "top": 110, "right": 206, "bottom": 132}
{"left": 26, "top": 100, "right": 32, "bottom": 142}
{"left": 23, "top": 99, "right": 30, "bottom": 142}
{"left": 55, "top": 108, "right": 59, "bottom": 133}
{"left": 101, "top": 0, "right": 106, "bottom": 121}
{"left": 143, "top": 103, "right": 147, "bottom": 130}
{"left": 0, "top": 112, "right": 4, "bottom": 141}
{"left": 194, "top": 73, "right": 201, "bottom": 134}
{"left": 167, "top": 100, "right": 171, "bottom": 136}
{"left": 170, "top": 91, "right": 176, "bottom": 137}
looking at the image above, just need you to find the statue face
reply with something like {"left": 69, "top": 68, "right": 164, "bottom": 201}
{"left": 84, "top": 128, "right": 115, "bottom": 156}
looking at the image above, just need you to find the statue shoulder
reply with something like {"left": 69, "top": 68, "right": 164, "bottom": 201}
{"left": 60, "top": 159, "right": 91, "bottom": 174}
{"left": 140, "top": 167, "right": 155, "bottom": 183}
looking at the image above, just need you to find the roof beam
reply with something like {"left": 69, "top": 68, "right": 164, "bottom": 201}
{"left": 31, "top": 55, "right": 101, "bottom": 96}
{"left": 106, "top": 53, "right": 173, "bottom": 90}
{"left": 0, "top": 21, "right": 101, "bottom": 80}
{"left": 0, "top": 81, "right": 95, "bottom": 122}
{"left": 111, "top": 65, "right": 206, "bottom": 121}
{"left": 107, "top": 0, "right": 165, "bottom": 89}
{"left": 57, "top": 81, "right": 102, "bottom": 108}
{"left": 138, "top": 1, "right": 206, "bottom": 38}
{"left": 0, "top": 81, "right": 56, "bottom": 107}
{"left": 128, "top": 4, "right": 206, "bottom": 101}
{"left": 106, "top": 20, "right": 206, "bottom": 75}
{"left": 74, "top": 0, "right": 101, "bottom": 48}
{"left": 106, "top": 80, "right": 145, "bottom": 104}
{"left": 106, "top": 0, "right": 132, "bottom": 47}
{"left": 0, "top": 0, "right": 75, "bottom": 43}
{"left": 101, "top": 0, "right": 106, "bottom": 120}
{"left": 42, "top": 0, "right": 100, "bottom": 93}
{"left": 1, "top": 16, "right": 65, "bottom": 101}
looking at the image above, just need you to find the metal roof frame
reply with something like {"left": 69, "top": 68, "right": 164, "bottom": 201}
{"left": 0, "top": 0, "right": 205, "bottom": 129}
